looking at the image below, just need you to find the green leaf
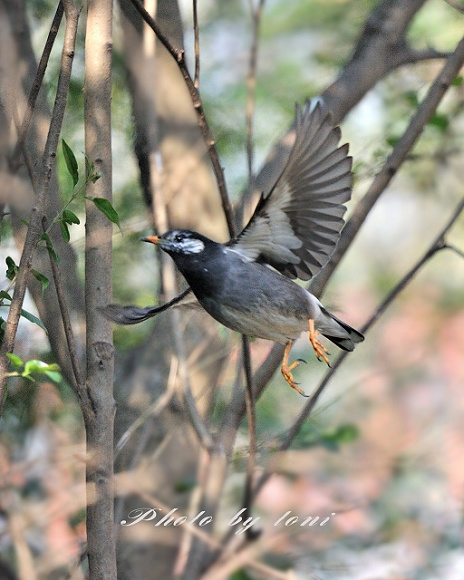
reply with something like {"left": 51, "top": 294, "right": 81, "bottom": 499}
{"left": 0, "top": 290, "right": 12, "bottom": 301}
{"left": 23, "top": 359, "right": 47, "bottom": 376}
{"left": 7, "top": 353, "right": 23, "bottom": 368}
{"left": 230, "top": 571, "right": 253, "bottom": 580}
{"left": 62, "top": 209, "right": 80, "bottom": 225}
{"left": 405, "top": 90, "right": 419, "bottom": 107}
{"left": 22, "top": 360, "right": 62, "bottom": 383}
{"left": 31, "top": 269, "right": 49, "bottom": 294}
{"left": 319, "top": 424, "right": 359, "bottom": 452}
{"left": 386, "top": 135, "right": 399, "bottom": 148}
{"left": 44, "top": 370, "right": 62, "bottom": 383}
{"left": 20, "top": 308, "right": 48, "bottom": 334}
{"left": 452, "top": 75, "right": 463, "bottom": 87}
{"left": 60, "top": 220, "right": 70, "bottom": 243}
{"left": 428, "top": 113, "right": 449, "bottom": 132}
{"left": 62, "top": 139, "right": 79, "bottom": 187}
{"left": 87, "top": 197, "right": 122, "bottom": 231}
{"left": 85, "top": 156, "right": 101, "bottom": 183}
{"left": 6, "top": 256, "right": 18, "bottom": 281}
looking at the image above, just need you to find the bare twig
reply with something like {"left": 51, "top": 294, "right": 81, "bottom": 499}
{"left": 114, "top": 357, "right": 178, "bottom": 459}
{"left": 192, "top": 0, "right": 200, "bottom": 89}
{"left": 241, "top": 2, "right": 265, "bottom": 536}
{"left": 241, "top": 334, "right": 259, "bottom": 541}
{"left": 445, "top": 243, "right": 464, "bottom": 259}
{"left": 9, "top": 1, "right": 65, "bottom": 171}
{"left": 129, "top": 0, "right": 236, "bottom": 238}
{"left": 443, "top": 0, "right": 464, "bottom": 13}
{"left": 0, "top": 0, "right": 79, "bottom": 416}
{"left": 245, "top": 0, "right": 265, "bottom": 182}
{"left": 42, "top": 220, "right": 88, "bottom": 405}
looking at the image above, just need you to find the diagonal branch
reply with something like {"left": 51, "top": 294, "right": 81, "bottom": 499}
{"left": 128, "top": 0, "right": 235, "bottom": 238}
{"left": 9, "top": 1, "right": 64, "bottom": 171}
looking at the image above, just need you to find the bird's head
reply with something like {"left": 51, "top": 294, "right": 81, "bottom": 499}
{"left": 142, "top": 230, "right": 209, "bottom": 257}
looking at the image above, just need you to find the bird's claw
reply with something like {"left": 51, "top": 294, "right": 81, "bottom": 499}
{"left": 281, "top": 360, "right": 308, "bottom": 397}
{"left": 309, "top": 324, "right": 331, "bottom": 366}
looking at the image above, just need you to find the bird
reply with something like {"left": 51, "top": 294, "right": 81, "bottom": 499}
{"left": 104, "top": 101, "right": 364, "bottom": 395}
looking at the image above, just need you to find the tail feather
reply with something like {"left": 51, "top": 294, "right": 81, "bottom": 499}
{"left": 319, "top": 307, "right": 364, "bottom": 351}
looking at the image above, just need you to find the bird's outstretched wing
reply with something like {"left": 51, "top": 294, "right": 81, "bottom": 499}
{"left": 229, "top": 101, "right": 353, "bottom": 280}
{"left": 101, "top": 287, "right": 198, "bottom": 325}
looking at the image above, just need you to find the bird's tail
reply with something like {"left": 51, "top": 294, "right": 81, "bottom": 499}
{"left": 318, "top": 307, "right": 364, "bottom": 351}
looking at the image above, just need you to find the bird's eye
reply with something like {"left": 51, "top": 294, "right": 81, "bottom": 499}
{"left": 175, "top": 234, "right": 183, "bottom": 243}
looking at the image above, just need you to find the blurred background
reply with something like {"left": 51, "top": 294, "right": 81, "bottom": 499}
{"left": 1, "top": 0, "right": 464, "bottom": 578}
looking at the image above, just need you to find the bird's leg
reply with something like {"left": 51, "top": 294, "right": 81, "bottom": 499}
{"left": 281, "top": 341, "right": 307, "bottom": 396}
{"left": 308, "top": 319, "right": 330, "bottom": 366}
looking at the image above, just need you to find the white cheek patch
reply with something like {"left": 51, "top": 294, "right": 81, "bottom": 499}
{"left": 181, "top": 239, "right": 205, "bottom": 254}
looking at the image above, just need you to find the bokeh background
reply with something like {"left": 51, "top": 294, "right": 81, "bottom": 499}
{"left": 1, "top": 0, "right": 464, "bottom": 578}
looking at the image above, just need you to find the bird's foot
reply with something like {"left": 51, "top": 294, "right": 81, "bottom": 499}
{"left": 281, "top": 360, "right": 309, "bottom": 397}
{"left": 309, "top": 319, "right": 330, "bottom": 366}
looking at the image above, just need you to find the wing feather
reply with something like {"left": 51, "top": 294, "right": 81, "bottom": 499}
{"left": 230, "top": 100, "right": 353, "bottom": 280}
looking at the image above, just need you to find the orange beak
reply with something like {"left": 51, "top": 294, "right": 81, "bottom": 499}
{"left": 141, "top": 235, "right": 160, "bottom": 245}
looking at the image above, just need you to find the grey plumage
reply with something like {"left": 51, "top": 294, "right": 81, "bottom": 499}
{"left": 103, "top": 100, "right": 364, "bottom": 393}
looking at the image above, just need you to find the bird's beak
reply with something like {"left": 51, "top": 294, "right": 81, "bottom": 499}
{"left": 141, "top": 235, "right": 160, "bottom": 245}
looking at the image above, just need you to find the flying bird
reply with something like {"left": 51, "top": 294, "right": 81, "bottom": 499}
{"left": 104, "top": 101, "right": 364, "bottom": 395}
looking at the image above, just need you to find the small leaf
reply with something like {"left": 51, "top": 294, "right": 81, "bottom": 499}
{"left": 452, "top": 75, "right": 463, "bottom": 87}
{"left": 44, "top": 370, "right": 62, "bottom": 383}
{"left": 22, "top": 360, "right": 62, "bottom": 383}
{"left": 405, "top": 90, "right": 419, "bottom": 107}
{"left": 31, "top": 269, "right": 49, "bottom": 294}
{"left": 0, "top": 290, "right": 12, "bottom": 301}
{"left": 7, "top": 353, "right": 23, "bottom": 368}
{"left": 62, "top": 209, "right": 80, "bottom": 225}
{"left": 87, "top": 197, "right": 122, "bottom": 231}
{"left": 428, "top": 113, "right": 449, "bottom": 132}
{"left": 60, "top": 220, "right": 70, "bottom": 243}
{"left": 62, "top": 139, "right": 79, "bottom": 186}
{"left": 85, "top": 156, "right": 101, "bottom": 183}
{"left": 23, "top": 359, "right": 46, "bottom": 376}
{"left": 386, "top": 135, "right": 399, "bottom": 148}
{"left": 6, "top": 256, "right": 18, "bottom": 281}
{"left": 20, "top": 308, "right": 48, "bottom": 334}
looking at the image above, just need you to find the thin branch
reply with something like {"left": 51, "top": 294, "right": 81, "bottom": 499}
{"left": 445, "top": 243, "right": 464, "bottom": 259}
{"left": 114, "top": 357, "right": 178, "bottom": 459}
{"left": 42, "top": 220, "right": 88, "bottom": 406}
{"left": 245, "top": 0, "right": 265, "bottom": 182}
{"left": 192, "top": 0, "right": 200, "bottom": 89}
{"left": 9, "top": 1, "right": 65, "bottom": 171}
{"left": 395, "top": 45, "right": 451, "bottom": 66}
{"left": 0, "top": 0, "right": 79, "bottom": 416}
{"left": 241, "top": 334, "right": 259, "bottom": 541}
{"left": 443, "top": 0, "right": 464, "bottom": 13}
{"left": 129, "top": 0, "right": 236, "bottom": 238}
{"left": 242, "top": 4, "right": 265, "bottom": 530}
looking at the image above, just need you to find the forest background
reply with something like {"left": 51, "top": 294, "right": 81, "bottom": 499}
{"left": 0, "top": 0, "right": 464, "bottom": 579}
